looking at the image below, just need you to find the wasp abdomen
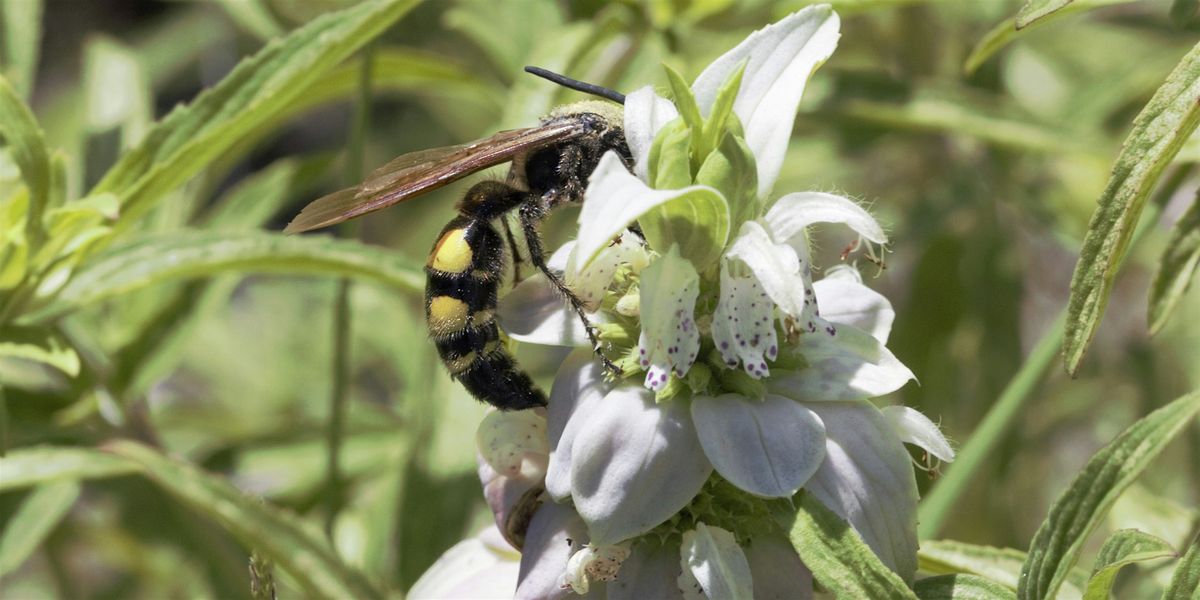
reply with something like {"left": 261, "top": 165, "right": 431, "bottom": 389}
{"left": 425, "top": 215, "right": 547, "bottom": 410}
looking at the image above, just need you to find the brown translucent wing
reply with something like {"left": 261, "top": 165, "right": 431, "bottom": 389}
{"left": 283, "top": 121, "right": 588, "bottom": 233}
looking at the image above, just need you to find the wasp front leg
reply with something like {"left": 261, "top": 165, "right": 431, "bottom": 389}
{"left": 518, "top": 203, "right": 622, "bottom": 377}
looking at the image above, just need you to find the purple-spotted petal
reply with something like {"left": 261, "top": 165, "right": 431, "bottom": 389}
{"left": 515, "top": 503, "right": 601, "bottom": 600}
{"left": 725, "top": 220, "right": 816, "bottom": 323}
{"left": 768, "top": 318, "right": 914, "bottom": 401}
{"left": 744, "top": 534, "right": 813, "bottom": 600}
{"left": 608, "top": 542, "right": 685, "bottom": 600}
{"left": 711, "top": 263, "right": 779, "bottom": 378}
{"left": 802, "top": 401, "right": 919, "bottom": 583}
{"left": 636, "top": 248, "right": 701, "bottom": 390}
{"left": 812, "top": 266, "right": 894, "bottom": 344}
{"left": 545, "top": 349, "right": 609, "bottom": 501}
{"left": 691, "top": 394, "right": 825, "bottom": 497}
{"left": 569, "top": 385, "right": 712, "bottom": 545}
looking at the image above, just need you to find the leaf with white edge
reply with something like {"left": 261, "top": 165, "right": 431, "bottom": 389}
{"left": 0, "top": 446, "right": 140, "bottom": 491}
{"left": 569, "top": 384, "right": 712, "bottom": 545}
{"left": 919, "top": 541, "right": 1088, "bottom": 599}
{"left": 20, "top": 231, "right": 423, "bottom": 323}
{"left": 0, "top": 75, "right": 49, "bottom": 242}
{"left": 1083, "top": 529, "right": 1175, "bottom": 600}
{"left": 1017, "top": 390, "right": 1200, "bottom": 600}
{"left": 802, "top": 401, "right": 920, "bottom": 582}
{"left": 108, "top": 441, "right": 385, "bottom": 600}
{"left": 648, "top": 118, "right": 694, "bottom": 190}
{"left": 691, "top": 394, "right": 825, "bottom": 498}
{"left": 624, "top": 86, "right": 679, "bottom": 180}
{"left": 91, "top": 0, "right": 420, "bottom": 232}
{"left": 691, "top": 4, "right": 840, "bottom": 198}
{"left": 680, "top": 523, "right": 754, "bottom": 600}
{"left": 774, "top": 492, "right": 918, "bottom": 600}
{"left": 0, "top": 481, "right": 80, "bottom": 577}
{"left": 1163, "top": 536, "right": 1199, "bottom": 600}
{"left": 696, "top": 63, "right": 746, "bottom": 167}
{"left": 1, "top": 0, "right": 42, "bottom": 98}
{"left": 576, "top": 151, "right": 721, "bottom": 268}
{"left": 0, "top": 326, "right": 80, "bottom": 377}
{"left": 914, "top": 574, "right": 1017, "bottom": 600}
{"left": 1065, "top": 42, "right": 1200, "bottom": 375}
{"left": 881, "top": 406, "right": 955, "bottom": 464}
{"left": 1149, "top": 194, "right": 1200, "bottom": 334}
{"left": 963, "top": 0, "right": 1137, "bottom": 75}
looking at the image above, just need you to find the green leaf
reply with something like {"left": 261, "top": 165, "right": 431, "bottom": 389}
{"left": 1016, "top": 0, "right": 1072, "bottom": 28}
{"left": 0, "top": 326, "right": 80, "bottom": 376}
{"left": 963, "top": 0, "right": 1138, "bottom": 75}
{"left": 648, "top": 119, "right": 694, "bottom": 189}
{"left": 695, "top": 131, "right": 758, "bottom": 233}
{"left": 664, "top": 64, "right": 704, "bottom": 136}
{"left": 21, "top": 231, "right": 423, "bottom": 323}
{"left": 638, "top": 186, "right": 731, "bottom": 271}
{"left": 914, "top": 574, "right": 1017, "bottom": 600}
{"left": 91, "top": 0, "right": 421, "bottom": 232}
{"left": 214, "top": 0, "right": 285, "bottom": 40}
{"left": 1083, "top": 529, "right": 1176, "bottom": 600}
{"left": 0, "top": 481, "right": 80, "bottom": 577}
{"left": 775, "top": 493, "right": 918, "bottom": 600}
{"left": 107, "top": 440, "right": 386, "bottom": 600}
{"left": 0, "top": 75, "right": 50, "bottom": 245}
{"left": 919, "top": 541, "right": 1088, "bottom": 598}
{"left": 697, "top": 61, "right": 746, "bottom": 167}
{"left": 83, "top": 36, "right": 151, "bottom": 142}
{"left": 0, "top": 0, "right": 42, "bottom": 98}
{"left": 1163, "top": 536, "right": 1200, "bottom": 600}
{"left": 0, "top": 446, "right": 140, "bottom": 491}
{"left": 1017, "top": 390, "right": 1200, "bottom": 600}
{"left": 1148, "top": 194, "right": 1200, "bottom": 333}
{"left": 1064, "top": 43, "right": 1200, "bottom": 375}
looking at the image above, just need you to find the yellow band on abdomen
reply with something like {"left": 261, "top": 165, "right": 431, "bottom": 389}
{"left": 429, "top": 228, "right": 473, "bottom": 273}
{"left": 428, "top": 295, "right": 470, "bottom": 335}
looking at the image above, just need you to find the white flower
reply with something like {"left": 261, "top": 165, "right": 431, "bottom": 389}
{"left": 408, "top": 525, "right": 521, "bottom": 600}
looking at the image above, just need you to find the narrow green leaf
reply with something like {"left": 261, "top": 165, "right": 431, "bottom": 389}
{"left": 698, "top": 62, "right": 746, "bottom": 165}
{"left": 1065, "top": 43, "right": 1200, "bottom": 375}
{"left": 1017, "top": 390, "right": 1200, "bottom": 600}
{"left": 0, "top": 446, "right": 139, "bottom": 491}
{"left": 0, "top": 481, "right": 80, "bottom": 577}
{"left": 107, "top": 440, "right": 386, "bottom": 600}
{"left": 1083, "top": 530, "right": 1176, "bottom": 600}
{"left": 964, "top": 0, "right": 1137, "bottom": 75}
{"left": 0, "top": 0, "right": 42, "bottom": 98}
{"left": 21, "top": 231, "right": 423, "bottom": 323}
{"left": 664, "top": 64, "right": 704, "bottom": 135}
{"left": 214, "top": 0, "right": 285, "bottom": 40}
{"left": 775, "top": 493, "right": 918, "bottom": 600}
{"left": 648, "top": 119, "right": 694, "bottom": 189}
{"left": 915, "top": 574, "right": 1017, "bottom": 600}
{"left": 91, "top": 0, "right": 421, "bottom": 232}
{"left": 638, "top": 186, "right": 730, "bottom": 271}
{"left": 1148, "top": 195, "right": 1200, "bottom": 333}
{"left": 919, "top": 541, "right": 1088, "bottom": 599}
{"left": 0, "top": 326, "right": 80, "bottom": 376}
{"left": 0, "top": 75, "right": 50, "bottom": 244}
{"left": 1163, "top": 536, "right": 1200, "bottom": 600}
{"left": 1016, "top": 0, "right": 1072, "bottom": 28}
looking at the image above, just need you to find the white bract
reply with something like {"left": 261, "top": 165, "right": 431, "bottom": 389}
{"left": 486, "top": 4, "right": 956, "bottom": 597}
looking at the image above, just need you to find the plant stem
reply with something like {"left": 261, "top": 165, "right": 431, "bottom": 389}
{"left": 325, "top": 45, "right": 374, "bottom": 539}
{"left": 917, "top": 165, "right": 1189, "bottom": 538}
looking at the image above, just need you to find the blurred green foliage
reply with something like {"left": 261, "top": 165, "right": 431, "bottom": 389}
{"left": 1, "top": 0, "right": 1199, "bottom": 598}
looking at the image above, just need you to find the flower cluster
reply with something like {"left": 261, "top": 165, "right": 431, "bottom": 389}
{"left": 414, "top": 5, "right": 954, "bottom": 598}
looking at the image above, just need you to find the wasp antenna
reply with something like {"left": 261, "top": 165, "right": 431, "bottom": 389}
{"left": 523, "top": 66, "right": 626, "bottom": 104}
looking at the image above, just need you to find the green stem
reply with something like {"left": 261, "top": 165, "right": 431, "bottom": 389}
{"left": 324, "top": 45, "right": 374, "bottom": 538}
{"left": 917, "top": 165, "right": 1187, "bottom": 538}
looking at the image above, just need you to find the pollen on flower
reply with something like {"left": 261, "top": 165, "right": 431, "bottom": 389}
{"left": 561, "top": 543, "right": 631, "bottom": 594}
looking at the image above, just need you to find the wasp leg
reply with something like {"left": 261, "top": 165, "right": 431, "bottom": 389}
{"left": 518, "top": 203, "right": 623, "bottom": 376}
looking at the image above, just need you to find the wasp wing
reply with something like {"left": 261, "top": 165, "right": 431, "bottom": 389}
{"left": 284, "top": 121, "right": 589, "bottom": 233}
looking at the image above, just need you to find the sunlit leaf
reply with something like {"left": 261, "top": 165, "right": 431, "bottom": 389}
{"left": 108, "top": 440, "right": 387, "bottom": 600}
{"left": 964, "top": 0, "right": 1138, "bottom": 75}
{"left": 914, "top": 574, "right": 1016, "bottom": 600}
{"left": 775, "top": 493, "right": 918, "bottom": 599}
{"left": 1148, "top": 194, "right": 1200, "bottom": 333}
{"left": 0, "top": 446, "right": 139, "bottom": 491}
{"left": 0, "top": 0, "right": 42, "bottom": 98}
{"left": 1064, "top": 42, "right": 1200, "bottom": 375}
{"left": 0, "top": 481, "right": 80, "bottom": 577}
{"left": 21, "top": 231, "right": 423, "bottom": 323}
{"left": 0, "top": 326, "right": 80, "bottom": 377}
{"left": 1083, "top": 529, "right": 1175, "bottom": 600}
{"left": 919, "top": 541, "right": 1087, "bottom": 599}
{"left": 1163, "top": 536, "right": 1200, "bottom": 600}
{"left": 0, "top": 75, "right": 49, "bottom": 243}
{"left": 1018, "top": 390, "right": 1200, "bottom": 600}
{"left": 91, "top": 0, "right": 421, "bottom": 232}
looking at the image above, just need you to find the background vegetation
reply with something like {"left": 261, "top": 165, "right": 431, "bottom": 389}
{"left": 1, "top": 0, "right": 1197, "bottom": 598}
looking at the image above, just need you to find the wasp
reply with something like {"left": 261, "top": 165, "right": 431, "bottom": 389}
{"left": 286, "top": 68, "right": 630, "bottom": 410}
